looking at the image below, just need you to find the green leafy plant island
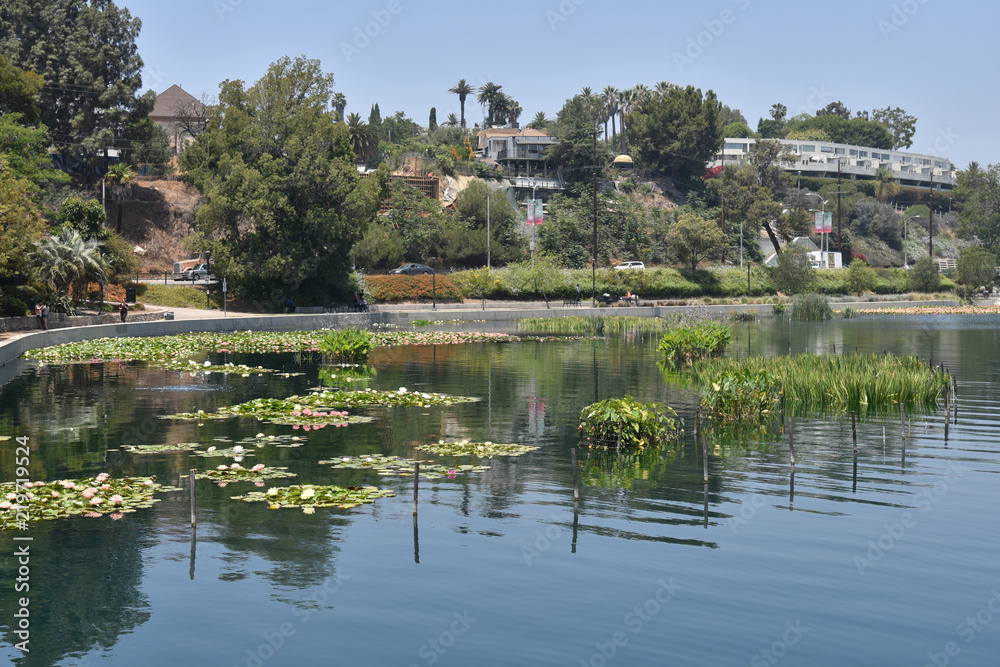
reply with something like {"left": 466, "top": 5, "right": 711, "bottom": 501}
{"left": 579, "top": 396, "right": 683, "bottom": 449}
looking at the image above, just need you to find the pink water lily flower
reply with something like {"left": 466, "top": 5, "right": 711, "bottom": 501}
{"left": 5, "top": 493, "right": 16, "bottom": 501}
{"left": 51, "top": 491, "right": 60, "bottom": 498}
{"left": 110, "top": 494, "right": 124, "bottom": 504}
{"left": 111, "top": 512, "right": 124, "bottom": 520}
{"left": 90, "top": 498, "right": 102, "bottom": 505}
{"left": 35, "top": 481, "right": 45, "bottom": 487}
{"left": 217, "top": 465, "right": 228, "bottom": 470}
{"left": 229, "top": 463, "right": 241, "bottom": 469}
{"left": 101, "top": 484, "right": 111, "bottom": 491}
{"left": 82, "top": 488, "right": 97, "bottom": 499}
{"left": 251, "top": 464, "right": 265, "bottom": 472}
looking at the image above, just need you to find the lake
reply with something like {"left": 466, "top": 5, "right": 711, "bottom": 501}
{"left": 1, "top": 315, "right": 999, "bottom": 666}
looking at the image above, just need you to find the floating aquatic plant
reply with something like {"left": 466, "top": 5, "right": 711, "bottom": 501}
{"left": 0, "top": 474, "right": 177, "bottom": 529}
{"left": 319, "top": 454, "right": 490, "bottom": 479}
{"left": 414, "top": 440, "right": 538, "bottom": 458}
{"left": 195, "top": 464, "right": 295, "bottom": 484}
{"left": 579, "top": 397, "right": 683, "bottom": 449}
{"left": 234, "top": 433, "right": 307, "bottom": 448}
{"left": 232, "top": 484, "right": 395, "bottom": 510}
{"left": 121, "top": 442, "right": 202, "bottom": 454}
{"left": 191, "top": 445, "right": 256, "bottom": 460}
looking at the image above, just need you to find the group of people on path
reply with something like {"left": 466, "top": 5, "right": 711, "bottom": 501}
{"left": 33, "top": 301, "right": 129, "bottom": 329}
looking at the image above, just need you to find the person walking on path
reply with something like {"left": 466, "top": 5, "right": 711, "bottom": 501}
{"left": 119, "top": 301, "right": 128, "bottom": 323}
{"left": 575, "top": 284, "right": 581, "bottom": 303}
{"left": 34, "top": 302, "right": 42, "bottom": 329}
{"left": 41, "top": 303, "right": 48, "bottom": 330}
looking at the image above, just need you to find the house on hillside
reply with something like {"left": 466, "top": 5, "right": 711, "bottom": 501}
{"left": 149, "top": 85, "right": 206, "bottom": 154}
{"left": 477, "top": 127, "right": 557, "bottom": 179}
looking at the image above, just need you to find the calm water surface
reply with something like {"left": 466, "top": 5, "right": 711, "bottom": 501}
{"left": 1, "top": 315, "right": 999, "bottom": 666}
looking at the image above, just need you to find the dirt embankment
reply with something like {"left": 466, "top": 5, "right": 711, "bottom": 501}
{"left": 111, "top": 179, "right": 201, "bottom": 272}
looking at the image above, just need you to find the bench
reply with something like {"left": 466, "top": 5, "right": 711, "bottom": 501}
{"left": 323, "top": 302, "right": 369, "bottom": 314}
{"left": 562, "top": 298, "right": 583, "bottom": 307}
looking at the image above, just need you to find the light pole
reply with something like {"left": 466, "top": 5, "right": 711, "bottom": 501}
{"left": 806, "top": 193, "right": 829, "bottom": 268}
{"left": 486, "top": 189, "right": 492, "bottom": 270}
{"left": 528, "top": 179, "right": 538, "bottom": 267}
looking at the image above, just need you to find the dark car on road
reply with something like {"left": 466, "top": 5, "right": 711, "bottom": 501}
{"left": 389, "top": 263, "right": 435, "bottom": 275}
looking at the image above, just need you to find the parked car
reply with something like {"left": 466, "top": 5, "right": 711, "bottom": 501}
{"left": 390, "top": 263, "right": 435, "bottom": 275}
{"left": 177, "top": 264, "right": 212, "bottom": 281}
{"left": 614, "top": 261, "right": 645, "bottom": 270}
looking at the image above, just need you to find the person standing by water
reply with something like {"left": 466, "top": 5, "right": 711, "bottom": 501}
{"left": 41, "top": 303, "right": 49, "bottom": 330}
{"left": 35, "top": 302, "right": 42, "bottom": 329}
{"left": 575, "top": 284, "right": 581, "bottom": 303}
{"left": 119, "top": 301, "right": 128, "bottom": 322}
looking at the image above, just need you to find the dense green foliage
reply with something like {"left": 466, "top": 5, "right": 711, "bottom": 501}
{"left": 579, "top": 396, "right": 682, "bottom": 449}
{"left": 771, "top": 244, "right": 814, "bottom": 294}
{"left": 908, "top": 257, "right": 940, "bottom": 292}
{"left": 182, "top": 56, "right": 388, "bottom": 304}
{"left": 700, "top": 368, "right": 782, "bottom": 423}
{"left": 317, "top": 327, "right": 373, "bottom": 363}
{"left": 791, "top": 293, "right": 832, "bottom": 320}
{"left": 657, "top": 320, "right": 731, "bottom": 367}
{"left": 628, "top": 85, "right": 723, "bottom": 181}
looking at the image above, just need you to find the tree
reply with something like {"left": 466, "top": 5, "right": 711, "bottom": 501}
{"left": 31, "top": 227, "right": 109, "bottom": 310}
{"left": 956, "top": 247, "right": 996, "bottom": 292}
{"left": 756, "top": 117, "right": 786, "bottom": 139}
{"left": 127, "top": 119, "right": 173, "bottom": 176}
{"left": 444, "top": 113, "right": 459, "bottom": 127}
{"left": 666, "top": 213, "right": 726, "bottom": 272}
{"left": 0, "top": 157, "right": 46, "bottom": 280}
{"left": 785, "top": 128, "right": 831, "bottom": 141}
{"left": 784, "top": 114, "right": 893, "bottom": 149}
{"left": 1, "top": 0, "right": 151, "bottom": 155}
{"left": 908, "top": 256, "right": 940, "bottom": 292}
{"left": 379, "top": 110, "right": 419, "bottom": 143}
{"left": 0, "top": 55, "right": 43, "bottom": 124}
{"left": 817, "top": 101, "right": 851, "bottom": 119}
{"left": 873, "top": 166, "right": 901, "bottom": 203}
{"left": 346, "top": 112, "right": 377, "bottom": 163}
{"left": 771, "top": 244, "right": 814, "bottom": 294}
{"left": 0, "top": 114, "right": 67, "bottom": 189}
{"left": 770, "top": 103, "right": 787, "bottom": 122}
{"left": 181, "top": 56, "right": 389, "bottom": 303}
{"left": 871, "top": 106, "right": 917, "bottom": 150}
{"left": 528, "top": 111, "right": 548, "bottom": 131}
{"left": 627, "top": 85, "right": 723, "bottom": 182}
{"left": 333, "top": 92, "right": 346, "bottom": 121}
{"left": 477, "top": 81, "right": 503, "bottom": 127}
{"left": 368, "top": 103, "right": 381, "bottom": 126}
{"left": 547, "top": 94, "right": 609, "bottom": 184}
{"left": 724, "top": 122, "right": 754, "bottom": 138}
{"left": 448, "top": 79, "right": 473, "bottom": 129}
{"left": 104, "top": 163, "right": 134, "bottom": 233}
{"left": 845, "top": 258, "right": 877, "bottom": 295}
{"left": 55, "top": 196, "right": 107, "bottom": 237}
{"left": 428, "top": 107, "right": 437, "bottom": 132}
{"left": 454, "top": 181, "right": 519, "bottom": 264}
{"left": 953, "top": 162, "right": 1000, "bottom": 256}
{"left": 601, "top": 86, "right": 618, "bottom": 150}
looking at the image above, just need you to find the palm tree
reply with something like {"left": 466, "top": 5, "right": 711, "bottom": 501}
{"left": 602, "top": 86, "right": 619, "bottom": 151}
{"left": 508, "top": 100, "right": 522, "bottom": 126}
{"left": 492, "top": 93, "right": 512, "bottom": 126}
{"left": 619, "top": 88, "right": 638, "bottom": 153}
{"left": 770, "top": 103, "right": 787, "bottom": 121}
{"left": 477, "top": 81, "right": 502, "bottom": 127}
{"left": 333, "top": 92, "right": 347, "bottom": 121}
{"left": 528, "top": 111, "right": 548, "bottom": 131}
{"left": 104, "top": 163, "right": 134, "bottom": 233}
{"left": 33, "top": 227, "right": 108, "bottom": 311}
{"left": 444, "top": 113, "right": 460, "bottom": 127}
{"left": 654, "top": 81, "right": 677, "bottom": 99}
{"left": 873, "top": 166, "right": 900, "bottom": 203}
{"left": 346, "top": 113, "right": 377, "bottom": 164}
{"left": 631, "top": 84, "right": 651, "bottom": 107}
{"left": 448, "top": 79, "right": 474, "bottom": 129}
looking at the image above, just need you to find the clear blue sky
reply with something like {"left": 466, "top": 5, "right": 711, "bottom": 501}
{"left": 125, "top": 0, "right": 995, "bottom": 168}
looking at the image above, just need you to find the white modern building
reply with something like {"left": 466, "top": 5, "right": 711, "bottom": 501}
{"left": 710, "top": 138, "right": 955, "bottom": 190}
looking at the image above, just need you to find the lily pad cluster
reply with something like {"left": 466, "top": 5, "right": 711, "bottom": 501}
{"left": 414, "top": 440, "right": 539, "bottom": 458}
{"left": 0, "top": 474, "right": 176, "bottom": 529}
{"left": 121, "top": 442, "right": 202, "bottom": 454}
{"left": 164, "top": 397, "right": 374, "bottom": 428}
{"left": 234, "top": 433, "right": 308, "bottom": 448}
{"left": 301, "top": 388, "right": 481, "bottom": 408}
{"left": 195, "top": 463, "right": 296, "bottom": 484}
{"left": 232, "top": 484, "right": 395, "bottom": 511}
{"left": 319, "top": 454, "right": 490, "bottom": 479}
{"left": 192, "top": 444, "right": 257, "bottom": 460}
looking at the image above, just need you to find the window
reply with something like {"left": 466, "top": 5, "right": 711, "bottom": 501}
{"left": 801, "top": 145, "right": 815, "bottom": 152}
{"left": 821, "top": 145, "right": 834, "bottom": 153}
{"left": 893, "top": 154, "right": 902, "bottom": 161}
{"left": 922, "top": 159, "right": 932, "bottom": 166}
{"left": 934, "top": 161, "right": 943, "bottom": 167}
{"left": 859, "top": 151, "right": 868, "bottom": 158}
{"left": 849, "top": 149, "right": 858, "bottom": 157}
{"left": 881, "top": 153, "right": 890, "bottom": 160}
{"left": 834, "top": 148, "right": 846, "bottom": 155}
{"left": 724, "top": 142, "right": 748, "bottom": 151}
{"left": 902, "top": 156, "right": 911, "bottom": 163}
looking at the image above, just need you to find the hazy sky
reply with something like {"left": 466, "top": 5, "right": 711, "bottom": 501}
{"left": 126, "top": 0, "right": 995, "bottom": 168}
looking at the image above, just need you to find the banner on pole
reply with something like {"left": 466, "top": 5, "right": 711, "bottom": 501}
{"left": 823, "top": 211, "right": 833, "bottom": 234}
{"left": 526, "top": 200, "right": 535, "bottom": 226}
{"left": 534, "top": 199, "right": 543, "bottom": 225}
{"left": 814, "top": 212, "right": 823, "bottom": 234}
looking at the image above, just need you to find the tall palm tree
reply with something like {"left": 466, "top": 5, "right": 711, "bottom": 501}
{"left": 654, "top": 81, "right": 677, "bottom": 99}
{"left": 602, "top": 86, "right": 619, "bottom": 151}
{"left": 105, "top": 163, "right": 134, "bottom": 233}
{"left": 448, "top": 79, "right": 474, "bottom": 129}
{"left": 508, "top": 100, "right": 522, "bottom": 126}
{"left": 477, "top": 81, "right": 502, "bottom": 127}
{"left": 770, "top": 103, "right": 787, "bottom": 121}
{"left": 619, "top": 88, "right": 637, "bottom": 153}
{"left": 629, "top": 84, "right": 651, "bottom": 112}
{"left": 346, "top": 112, "right": 377, "bottom": 164}
{"left": 444, "top": 113, "right": 460, "bottom": 127}
{"left": 333, "top": 92, "right": 347, "bottom": 121}
{"left": 873, "top": 166, "right": 900, "bottom": 203}
{"left": 33, "top": 228, "right": 108, "bottom": 311}
{"left": 492, "top": 93, "right": 512, "bottom": 126}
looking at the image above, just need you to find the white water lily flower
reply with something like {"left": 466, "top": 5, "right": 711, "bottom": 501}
{"left": 232, "top": 445, "right": 244, "bottom": 453}
{"left": 266, "top": 487, "right": 278, "bottom": 495}
{"left": 206, "top": 446, "right": 216, "bottom": 453}
{"left": 398, "top": 387, "right": 407, "bottom": 393}
{"left": 342, "top": 457, "right": 351, "bottom": 462}
{"left": 233, "top": 455, "right": 244, "bottom": 463}
{"left": 300, "top": 488, "right": 315, "bottom": 499}
{"left": 203, "top": 360, "right": 212, "bottom": 367}
{"left": 302, "top": 506, "right": 315, "bottom": 514}
{"left": 256, "top": 433, "right": 265, "bottom": 438}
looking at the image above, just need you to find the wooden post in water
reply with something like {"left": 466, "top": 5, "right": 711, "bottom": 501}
{"left": 787, "top": 418, "right": 795, "bottom": 469}
{"left": 702, "top": 433, "right": 709, "bottom": 484}
{"left": 900, "top": 404, "right": 906, "bottom": 442}
{"left": 571, "top": 448, "right": 580, "bottom": 502}
{"left": 412, "top": 462, "right": 419, "bottom": 515}
{"left": 952, "top": 374, "right": 958, "bottom": 422}
{"left": 189, "top": 469, "right": 197, "bottom": 527}
{"left": 851, "top": 411, "right": 858, "bottom": 454}
{"left": 833, "top": 343, "right": 837, "bottom": 355}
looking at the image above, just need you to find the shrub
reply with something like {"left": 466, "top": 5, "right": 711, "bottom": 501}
{"left": 363, "top": 274, "right": 463, "bottom": 303}
{"left": 908, "top": 257, "right": 940, "bottom": 293}
{"left": 845, "top": 259, "right": 877, "bottom": 295}
{"left": 771, "top": 244, "right": 815, "bottom": 294}
{"left": 579, "top": 396, "right": 682, "bottom": 449}
{"left": 792, "top": 293, "right": 832, "bottom": 320}
{"left": 842, "top": 307, "right": 857, "bottom": 319}
{"left": 772, "top": 302, "right": 787, "bottom": 315}
{"left": 317, "top": 327, "right": 372, "bottom": 363}
{"left": 657, "top": 320, "right": 732, "bottom": 368}
{"left": 700, "top": 368, "right": 782, "bottom": 423}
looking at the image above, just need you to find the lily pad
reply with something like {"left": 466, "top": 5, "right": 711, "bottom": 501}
{"left": 299, "top": 388, "right": 480, "bottom": 409}
{"left": 232, "top": 484, "right": 395, "bottom": 510}
{"left": 234, "top": 433, "right": 308, "bottom": 448}
{"left": 0, "top": 474, "right": 177, "bottom": 530}
{"left": 191, "top": 445, "right": 256, "bottom": 460}
{"left": 121, "top": 442, "right": 201, "bottom": 454}
{"left": 414, "top": 440, "right": 539, "bottom": 458}
{"left": 194, "top": 464, "right": 296, "bottom": 484}
{"left": 319, "top": 454, "right": 490, "bottom": 479}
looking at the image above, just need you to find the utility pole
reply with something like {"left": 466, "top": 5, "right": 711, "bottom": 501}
{"left": 928, "top": 172, "right": 934, "bottom": 259}
{"left": 721, "top": 193, "right": 726, "bottom": 263}
{"left": 837, "top": 160, "right": 843, "bottom": 249}
{"left": 592, "top": 129, "right": 598, "bottom": 306}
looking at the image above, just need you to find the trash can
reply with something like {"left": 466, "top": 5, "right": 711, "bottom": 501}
{"left": 125, "top": 286, "right": 137, "bottom": 303}
{"left": 163, "top": 311, "right": 174, "bottom": 321}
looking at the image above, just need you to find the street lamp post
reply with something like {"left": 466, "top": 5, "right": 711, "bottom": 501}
{"left": 486, "top": 189, "right": 492, "bottom": 270}
{"left": 529, "top": 179, "right": 538, "bottom": 267}
{"left": 806, "top": 193, "right": 829, "bottom": 268}
{"left": 431, "top": 257, "right": 437, "bottom": 310}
